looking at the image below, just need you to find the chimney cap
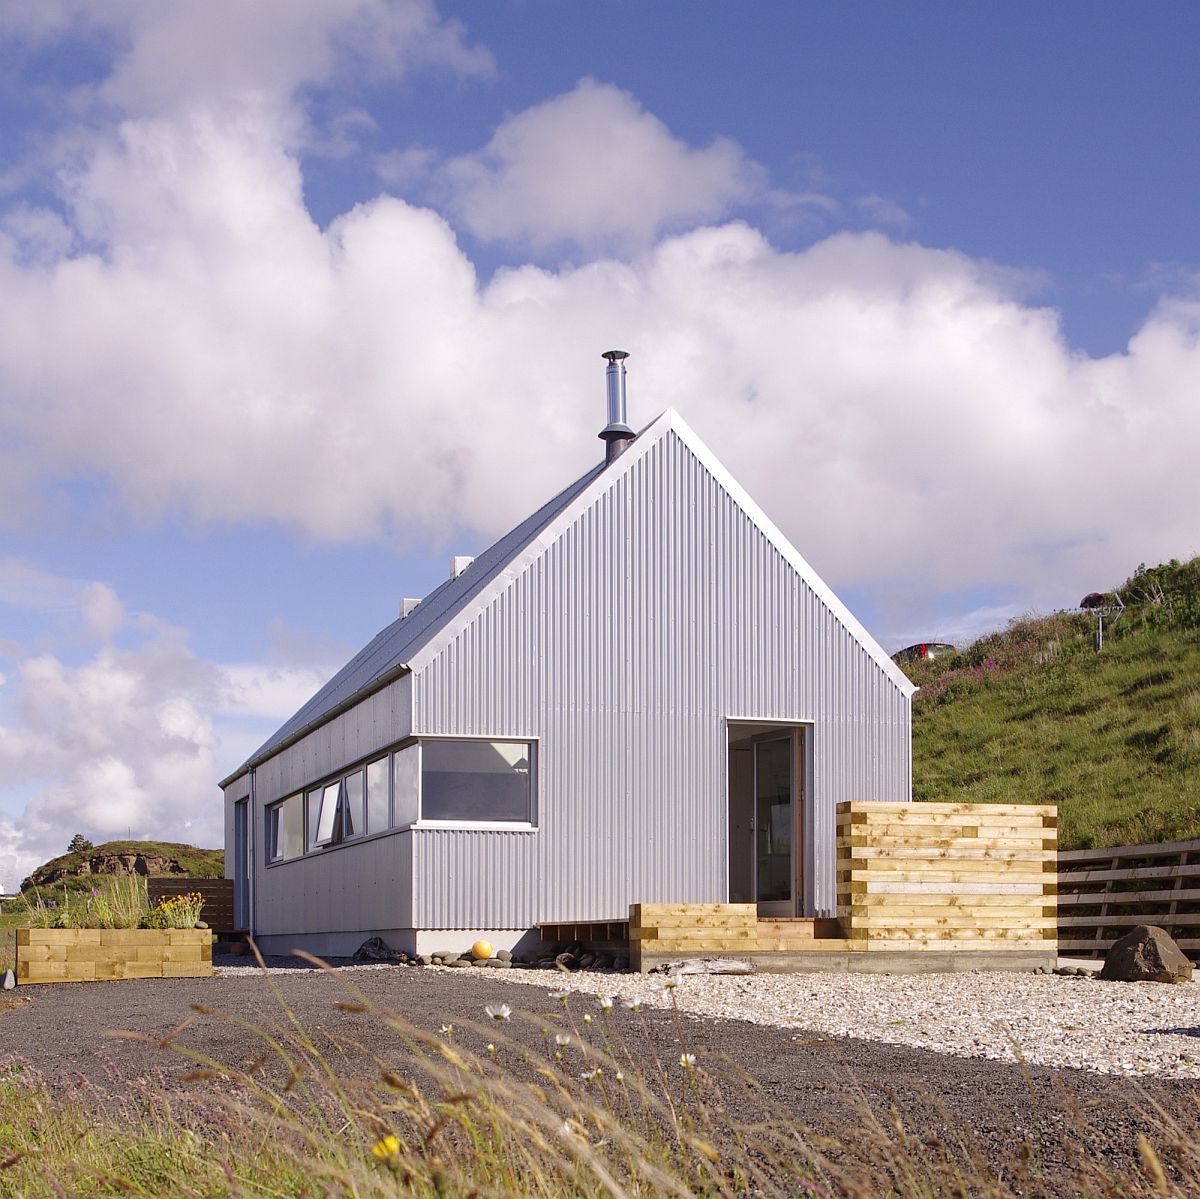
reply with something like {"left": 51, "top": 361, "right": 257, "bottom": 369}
{"left": 602, "top": 349, "right": 629, "bottom": 363}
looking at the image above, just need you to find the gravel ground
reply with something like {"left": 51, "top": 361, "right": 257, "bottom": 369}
{"left": 1, "top": 960, "right": 1198, "bottom": 1187}
{"left": 480, "top": 962, "right": 1200, "bottom": 1079}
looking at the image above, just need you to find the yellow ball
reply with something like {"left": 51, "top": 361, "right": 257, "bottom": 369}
{"left": 472, "top": 939, "right": 494, "bottom": 960}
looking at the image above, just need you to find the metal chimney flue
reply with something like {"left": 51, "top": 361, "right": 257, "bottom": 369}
{"left": 599, "top": 350, "right": 635, "bottom": 463}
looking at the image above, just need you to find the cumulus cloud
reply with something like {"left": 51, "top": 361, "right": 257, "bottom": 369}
{"left": 2, "top": 93, "right": 1198, "bottom": 645}
{"left": 428, "top": 78, "right": 768, "bottom": 253}
{"left": 0, "top": 0, "right": 492, "bottom": 120}
{"left": 0, "top": 568, "right": 332, "bottom": 891}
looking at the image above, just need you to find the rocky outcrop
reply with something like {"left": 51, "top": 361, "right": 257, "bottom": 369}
{"left": 1099, "top": 925, "right": 1194, "bottom": 984}
{"left": 22, "top": 852, "right": 186, "bottom": 890}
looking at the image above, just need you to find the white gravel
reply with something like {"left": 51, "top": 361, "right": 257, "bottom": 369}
{"left": 213, "top": 958, "right": 1200, "bottom": 1080}
{"left": 491, "top": 966, "right": 1200, "bottom": 1080}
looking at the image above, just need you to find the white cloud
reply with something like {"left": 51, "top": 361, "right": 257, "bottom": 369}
{"left": 0, "top": 1, "right": 492, "bottom": 120}
{"left": 430, "top": 78, "right": 768, "bottom": 253}
{"left": 0, "top": 569, "right": 334, "bottom": 891}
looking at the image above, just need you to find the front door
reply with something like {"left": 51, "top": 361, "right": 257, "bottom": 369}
{"left": 754, "top": 735, "right": 794, "bottom": 915}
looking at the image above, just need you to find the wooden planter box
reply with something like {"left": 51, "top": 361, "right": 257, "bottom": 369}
{"left": 15, "top": 927, "right": 212, "bottom": 984}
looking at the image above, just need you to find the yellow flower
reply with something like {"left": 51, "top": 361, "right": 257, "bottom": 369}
{"left": 371, "top": 1134, "right": 402, "bottom": 1161}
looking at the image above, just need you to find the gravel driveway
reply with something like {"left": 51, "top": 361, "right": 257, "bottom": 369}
{"left": 2, "top": 956, "right": 1198, "bottom": 1184}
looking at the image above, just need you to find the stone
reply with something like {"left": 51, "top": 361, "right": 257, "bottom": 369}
{"left": 471, "top": 958, "right": 489, "bottom": 967}
{"left": 352, "top": 936, "right": 399, "bottom": 963}
{"left": 496, "top": 949, "right": 513, "bottom": 962}
{"left": 417, "top": 955, "right": 433, "bottom": 966}
{"left": 447, "top": 957, "right": 472, "bottom": 968}
{"left": 554, "top": 952, "right": 576, "bottom": 972}
{"left": 2, "top": 969, "right": 14, "bottom": 990}
{"left": 578, "top": 953, "right": 597, "bottom": 969}
{"left": 194, "top": 921, "right": 209, "bottom": 930}
{"left": 1099, "top": 925, "right": 1194, "bottom": 984}
{"left": 486, "top": 958, "right": 512, "bottom": 968}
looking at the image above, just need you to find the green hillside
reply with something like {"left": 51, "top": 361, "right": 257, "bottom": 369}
{"left": 21, "top": 839, "right": 224, "bottom": 894}
{"left": 903, "top": 557, "right": 1200, "bottom": 851}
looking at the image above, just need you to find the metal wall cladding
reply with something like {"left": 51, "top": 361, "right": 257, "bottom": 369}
{"left": 255, "top": 831, "right": 414, "bottom": 936}
{"left": 251, "top": 675, "right": 413, "bottom": 807}
{"left": 412, "top": 430, "right": 910, "bottom": 925}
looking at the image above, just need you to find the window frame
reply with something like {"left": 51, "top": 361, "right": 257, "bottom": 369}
{"left": 415, "top": 736, "right": 538, "bottom": 830}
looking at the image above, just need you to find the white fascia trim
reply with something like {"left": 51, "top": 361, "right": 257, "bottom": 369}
{"left": 405, "top": 408, "right": 916, "bottom": 697}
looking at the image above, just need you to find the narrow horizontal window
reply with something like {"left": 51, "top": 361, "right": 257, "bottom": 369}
{"left": 421, "top": 739, "right": 533, "bottom": 823}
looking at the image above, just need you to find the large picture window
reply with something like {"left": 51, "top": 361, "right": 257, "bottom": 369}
{"left": 421, "top": 739, "right": 533, "bottom": 823}
{"left": 267, "top": 794, "right": 304, "bottom": 862}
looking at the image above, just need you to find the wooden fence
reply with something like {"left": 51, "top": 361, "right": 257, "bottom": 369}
{"left": 147, "top": 878, "right": 236, "bottom": 934}
{"left": 1057, "top": 838, "right": 1200, "bottom": 959}
{"left": 837, "top": 801, "right": 1059, "bottom": 951}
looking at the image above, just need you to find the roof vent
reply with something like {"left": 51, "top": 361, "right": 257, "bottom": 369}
{"left": 400, "top": 597, "right": 421, "bottom": 619}
{"left": 450, "top": 555, "right": 474, "bottom": 579}
{"left": 599, "top": 350, "right": 635, "bottom": 464}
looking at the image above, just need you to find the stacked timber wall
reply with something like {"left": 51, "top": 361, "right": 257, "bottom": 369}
{"left": 1057, "top": 838, "right": 1200, "bottom": 960}
{"left": 836, "top": 801, "right": 1058, "bottom": 952}
{"left": 16, "top": 928, "right": 212, "bottom": 984}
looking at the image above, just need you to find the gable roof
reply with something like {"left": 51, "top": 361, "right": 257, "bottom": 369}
{"left": 222, "top": 409, "right": 914, "bottom": 785}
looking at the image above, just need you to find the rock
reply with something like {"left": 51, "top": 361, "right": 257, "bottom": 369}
{"left": 2, "top": 969, "right": 14, "bottom": 990}
{"left": 554, "top": 952, "right": 576, "bottom": 972}
{"left": 417, "top": 955, "right": 433, "bottom": 966}
{"left": 352, "top": 936, "right": 399, "bottom": 963}
{"left": 194, "top": 921, "right": 209, "bottom": 930}
{"left": 471, "top": 958, "right": 489, "bottom": 967}
{"left": 496, "top": 949, "right": 512, "bottom": 962}
{"left": 486, "top": 958, "right": 512, "bottom": 968}
{"left": 578, "top": 953, "right": 596, "bottom": 969}
{"left": 1099, "top": 925, "right": 1193, "bottom": 984}
{"left": 447, "top": 957, "right": 472, "bottom": 968}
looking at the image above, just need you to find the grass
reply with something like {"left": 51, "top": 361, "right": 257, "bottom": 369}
{"left": 0, "top": 956, "right": 1198, "bottom": 1197}
{"left": 905, "top": 557, "right": 1200, "bottom": 849}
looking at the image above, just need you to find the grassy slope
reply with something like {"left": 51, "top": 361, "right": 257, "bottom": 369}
{"left": 904, "top": 559, "right": 1200, "bottom": 851}
{"left": 22, "top": 840, "right": 224, "bottom": 893}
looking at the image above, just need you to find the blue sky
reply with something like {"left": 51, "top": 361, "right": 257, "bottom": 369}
{"left": 0, "top": 2, "right": 1197, "bottom": 885}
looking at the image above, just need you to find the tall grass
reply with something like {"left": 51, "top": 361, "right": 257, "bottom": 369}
{"left": 2, "top": 952, "right": 1199, "bottom": 1197}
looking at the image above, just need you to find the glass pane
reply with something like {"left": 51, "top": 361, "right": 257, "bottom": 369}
{"left": 271, "top": 794, "right": 304, "bottom": 862}
{"left": 343, "top": 771, "right": 364, "bottom": 839}
{"left": 315, "top": 781, "right": 341, "bottom": 845}
{"left": 754, "top": 738, "right": 791, "bottom": 903}
{"left": 306, "top": 790, "right": 322, "bottom": 850}
{"left": 393, "top": 745, "right": 419, "bottom": 826}
{"left": 366, "top": 758, "right": 389, "bottom": 833}
{"left": 422, "top": 739, "right": 531, "bottom": 822}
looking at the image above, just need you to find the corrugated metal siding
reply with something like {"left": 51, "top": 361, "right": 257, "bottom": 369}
{"left": 412, "top": 430, "right": 910, "bottom": 924}
{"left": 255, "top": 831, "right": 414, "bottom": 936}
{"left": 252, "top": 674, "right": 412, "bottom": 805}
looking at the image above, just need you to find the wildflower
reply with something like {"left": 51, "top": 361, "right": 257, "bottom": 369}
{"left": 484, "top": 1003, "right": 512, "bottom": 1022}
{"left": 615, "top": 1070, "right": 625, "bottom": 1082}
{"left": 595, "top": 994, "right": 613, "bottom": 1011}
{"left": 439, "top": 1023, "right": 454, "bottom": 1035}
{"left": 486, "top": 1043, "right": 496, "bottom": 1055}
{"left": 580, "top": 1067, "right": 602, "bottom": 1081}
{"left": 649, "top": 974, "right": 678, "bottom": 993}
{"left": 554, "top": 1033, "right": 571, "bottom": 1047}
{"left": 622, "top": 997, "right": 642, "bottom": 1012}
{"left": 679, "top": 1053, "right": 696, "bottom": 1069}
{"left": 371, "top": 1134, "right": 402, "bottom": 1161}
{"left": 550, "top": 989, "right": 571, "bottom": 1002}
{"left": 583, "top": 1013, "right": 593, "bottom": 1025}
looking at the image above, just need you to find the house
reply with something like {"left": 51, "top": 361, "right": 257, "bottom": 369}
{"left": 220, "top": 353, "right": 916, "bottom": 957}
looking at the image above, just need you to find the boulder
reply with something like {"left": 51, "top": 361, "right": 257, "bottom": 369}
{"left": 2, "top": 969, "right": 14, "bottom": 991}
{"left": 1099, "top": 925, "right": 1193, "bottom": 984}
